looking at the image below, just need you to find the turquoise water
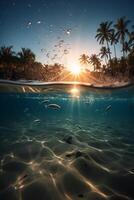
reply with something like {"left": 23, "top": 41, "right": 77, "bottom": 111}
{"left": 0, "top": 83, "right": 134, "bottom": 200}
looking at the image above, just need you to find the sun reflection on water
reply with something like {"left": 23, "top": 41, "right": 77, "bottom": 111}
{"left": 70, "top": 87, "right": 80, "bottom": 98}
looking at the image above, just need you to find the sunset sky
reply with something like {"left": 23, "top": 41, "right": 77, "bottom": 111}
{"left": 0, "top": 0, "right": 134, "bottom": 66}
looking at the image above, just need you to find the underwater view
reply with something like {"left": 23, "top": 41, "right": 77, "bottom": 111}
{"left": 1, "top": 0, "right": 134, "bottom": 198}
{"left": 0, "top": 82, "right": 134, "bottom": 200}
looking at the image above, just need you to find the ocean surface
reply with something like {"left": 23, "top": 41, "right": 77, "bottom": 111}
{"left": 0, "top": 81, "right": 134, "bottom": 200}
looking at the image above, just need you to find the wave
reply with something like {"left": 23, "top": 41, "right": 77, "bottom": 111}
{"left": 0, "top": 79, "right": 133, "bottom": 90}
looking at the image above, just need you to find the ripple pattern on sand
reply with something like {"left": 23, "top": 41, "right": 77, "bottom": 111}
{"left": 0, "top": 121, "right": 134, "bottom": 200}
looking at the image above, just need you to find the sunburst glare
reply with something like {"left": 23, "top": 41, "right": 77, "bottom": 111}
{"left": 69, "top": 64, "right": 81, "bottom": 75}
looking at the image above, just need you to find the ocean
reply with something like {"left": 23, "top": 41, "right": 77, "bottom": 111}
{"left": 0, "top": 82, "right": 134, "bottom": 200}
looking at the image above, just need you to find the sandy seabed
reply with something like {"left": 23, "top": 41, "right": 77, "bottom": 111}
{"left": 0, "top": 120, "right": 134, "bottom": 200}
{"left": 0, "top": 81, "right": 134, "bottom": 200}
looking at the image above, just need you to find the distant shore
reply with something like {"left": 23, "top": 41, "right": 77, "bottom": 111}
{"left": 0, "top": 79, "right": 133, "bottom": 91}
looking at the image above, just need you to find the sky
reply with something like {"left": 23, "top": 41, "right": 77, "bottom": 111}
{"left": 0, "top": 0, "right": 134, "bottom": 66}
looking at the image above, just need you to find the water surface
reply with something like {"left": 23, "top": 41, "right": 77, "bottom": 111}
{"left": 0, "top": 82, "right": 134, "bottom": 200}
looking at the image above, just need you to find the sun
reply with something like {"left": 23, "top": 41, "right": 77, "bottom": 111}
{"left": 69, "top": 65, "right": 81, "bottom": 75}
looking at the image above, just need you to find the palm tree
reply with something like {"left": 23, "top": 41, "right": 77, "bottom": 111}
{"left": 18, "top": 48, "right": 35, "bottom": 64}
{"left": 127, "top": 52, "right": 134, "bottom": 76}
{"left": 52, "top": 63, "right": 63, "bottom": 81}
{"left": 0, "top": 46, "right": 15, "bottom": 62}
{"left": 79, "top": 54, "right": 89, "bottom": 66}
{"left": 110, "top": 31, "right": 118, "bottom": 58}
{"left": 18, "top": 48, "right": 36, "bottom": 78}
{"left": 109, "top": 57, "right": 119, "bottom": 76}
{"left": 95, "top": 21, "right": 114, "bottom": 60}
{"left": 0, "top": 46, "right": 16, "bottom": 79}
{"left": 129, "top": 31, "right": 134, "bottom": 45}
{"left": 122, "top": 41, "right": 132, "bottom": 56}
{"left": 99, "top": 46, "right": 109, "bottom": 66}
{"left": 114, "top": 17, "right": 130, "bottom": 58}
{"left": 128, "top": 32, "right": 134, "bottom": 54}
{"left": 89, "top": 54, "right": 101, "bottom": 71}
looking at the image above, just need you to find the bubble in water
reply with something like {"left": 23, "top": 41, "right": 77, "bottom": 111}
{"left": 28, "top": 3, "right": 32, "bottom": 8}
{"left": 65, "top": 29, "right": 72, "bottom": 35}
{"left": 63, "top": 49, "right": 69, "bottom": 55}
{"left": 37, "top": 20, "right": 42, "bottom": 24}
{"left": 27, "top": 21, "right": 32, "bottom": 28}
{"left": 12, "top": 2, "right": 16, "bottom": 6}
{"left": 46, "top": 53, "right": 50, "bottom": 58}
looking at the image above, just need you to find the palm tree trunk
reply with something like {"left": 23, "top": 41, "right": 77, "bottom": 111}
{"left": 114, "top": 44, "right": 117, "bottom": 58}
{"left": 122, "top": 38, "right": 125, "bottom": 58}
{"left": 106, "top": 41, "right": 111, "bottom": 61}
{"left": 94, "top": 66, "right": 95, "bottom": 72}
{"left": 123, "top": 46, "right": 125, "bottom": 58}
{"left": 105, "top": 56, "right": 107, "bottom": 66}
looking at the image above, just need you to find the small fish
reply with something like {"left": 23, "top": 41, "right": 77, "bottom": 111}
{"left": 40, "top": 99, "right": 49, "bottom": 104}
{"left": 47, "top": 104, "right": 61, "bottom": 109}
{"left": 34, "top": 119, "right": 40, "bottom": 123}
{"left": 105, "top": 105, "right": 112, "bottom": 112}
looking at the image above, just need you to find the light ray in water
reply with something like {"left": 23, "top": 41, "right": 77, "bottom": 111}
{"left": 0, "top": 82, "right": 134, "bottom": 200}
{"left": 70, "top": 87, "right": 80, "bottom": 99}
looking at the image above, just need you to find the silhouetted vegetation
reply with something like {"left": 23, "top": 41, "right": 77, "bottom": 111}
{"left": 0, "top": 47, "right": 63, "bottom": 81}
{"left": 80, "top": 16, "right": 134, "bottom": 81}
{"left": 0, "top": 16, "right": 134, "bottom": 83}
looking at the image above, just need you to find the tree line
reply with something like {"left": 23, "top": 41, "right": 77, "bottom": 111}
{"left": 79, "top": 16, "right": 134, "bottom": 78}
{"left": 0, "top": 16, "right": 134, "bottom": 81}
{"left": 0, "top": 47, "right": 63, "bottom": 81}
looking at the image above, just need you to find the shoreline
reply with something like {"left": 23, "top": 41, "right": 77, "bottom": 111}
{"left": 0, "top": 79, "right": 133, "bottom": 91}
